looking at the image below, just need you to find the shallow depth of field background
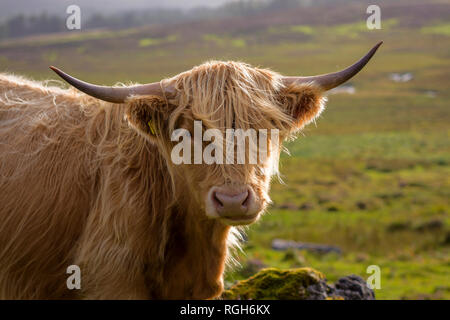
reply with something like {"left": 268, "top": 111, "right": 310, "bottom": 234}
{"left": 0, "top": 0, "right": 448, "bottom": 299}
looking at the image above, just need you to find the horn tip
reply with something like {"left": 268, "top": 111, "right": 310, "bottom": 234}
{"left": 49, "top": 66, "right": 62, "bottom": 75}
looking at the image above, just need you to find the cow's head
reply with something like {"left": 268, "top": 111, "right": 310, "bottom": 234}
{"left": 51, "top": 42, "right": 381, "bottom": 226}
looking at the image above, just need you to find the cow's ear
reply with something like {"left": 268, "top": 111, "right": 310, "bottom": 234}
{"left": 279, "top": 83, "right": 327, "bottom": 131}
{"left": 125, "top": 95, "right": 172, "bottom": 142}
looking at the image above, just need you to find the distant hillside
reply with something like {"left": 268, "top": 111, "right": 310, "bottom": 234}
{"left": 0, "top": 0, "right": 344, "bottom": 39}
{"left": 1, "top": 0, "right": 448, "bottom": 85}
{"left": 0, "top": 0, "right": 233, "bottom": 19}
{"left": 0, "top": 0, "right": 351, "bottom": 19}
{"left": 1, "top": 0, "right": 448, "bottom": 42}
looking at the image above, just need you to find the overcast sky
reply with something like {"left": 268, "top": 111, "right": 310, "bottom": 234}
{"left": 0, "top": 0, "right": 239, "bottom": 19}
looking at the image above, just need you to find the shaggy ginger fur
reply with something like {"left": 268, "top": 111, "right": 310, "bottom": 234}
{"left": 0, "top": 61, "right": 325, "bottom": 299}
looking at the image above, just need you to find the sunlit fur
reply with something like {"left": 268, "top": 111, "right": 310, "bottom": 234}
{"left": 0, "top": 61, "right": 325, "bottom": 299}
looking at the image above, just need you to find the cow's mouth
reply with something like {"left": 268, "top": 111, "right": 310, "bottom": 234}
{"left": 219, "top": 213, "right": 259, "bottom": 226}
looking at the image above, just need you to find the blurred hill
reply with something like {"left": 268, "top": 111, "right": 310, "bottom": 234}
{"left": 1, "top": 0, "right": 448, "bottom": 41}
{"left": 0, "top": 0, "right": 233, "bottom": 18}
{"left": 1, "top": 0, "right": 365, "bottom": 19}
{"left": 0, "top": 0, "right": 447, "bottom": 82}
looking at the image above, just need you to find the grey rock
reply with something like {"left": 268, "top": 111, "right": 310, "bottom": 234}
{"left": 307, "top": 274, "right": 375, "bottom": 300}
{"left": 272, "top": 238, "right": 342, "bottom": 255}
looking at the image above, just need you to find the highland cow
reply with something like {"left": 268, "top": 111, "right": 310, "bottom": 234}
{"left": 0, "top": 42, "right": 381, "bottom": 299}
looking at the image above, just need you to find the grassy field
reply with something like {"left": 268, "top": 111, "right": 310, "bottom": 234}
{"left": 0, "top": 0, "right": 448, "bottom": 300}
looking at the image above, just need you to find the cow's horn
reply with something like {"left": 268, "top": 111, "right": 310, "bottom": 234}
{"left": 283, "top": 41, "right": 383, "bottom": 91}
{"left": 50, "top": 66, "right": 172, "bottom": 103}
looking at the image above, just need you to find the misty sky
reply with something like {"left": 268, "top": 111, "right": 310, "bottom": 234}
{"left": 0, "top": 0, "right": 239, "bottom": 19}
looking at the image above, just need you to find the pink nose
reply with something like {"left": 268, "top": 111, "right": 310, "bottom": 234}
{"left": 211, "top": 189, "right": 250, "bottom": 218}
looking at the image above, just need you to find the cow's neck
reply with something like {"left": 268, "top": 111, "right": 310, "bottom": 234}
{"left": 165, "top": 212, "right": 231, "bottom": 299}
{"left": 152, "top": 191, "right": 232, "bottom": 299}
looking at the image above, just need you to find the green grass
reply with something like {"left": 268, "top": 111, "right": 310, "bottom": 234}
{"left": 421, "top": 22, "right": 450, "bottom": 36}
{"left": 0, "top": 2, "right": 449, "bottom": 299}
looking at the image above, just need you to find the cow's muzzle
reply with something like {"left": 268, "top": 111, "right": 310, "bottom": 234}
{"left": 206, "top": 185, "right": 261, "bottom": 225}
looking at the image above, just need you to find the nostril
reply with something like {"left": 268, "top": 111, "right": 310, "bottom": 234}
{"left": 241, "top": 190, "right": 250, "bottom": 208}
{"left": 213, "top": 192, "right": 224, "bottom": 208}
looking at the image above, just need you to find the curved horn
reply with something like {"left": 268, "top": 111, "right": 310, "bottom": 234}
{"left": 283, "top": 41, "right": 383, "bottom": 91}
{"left": 50, "top": 66, "right": 171, "bottom": 103}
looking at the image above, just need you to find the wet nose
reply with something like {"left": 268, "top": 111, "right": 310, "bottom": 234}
{"left": 211, "top": 189, "right": 250, "bottom": 217}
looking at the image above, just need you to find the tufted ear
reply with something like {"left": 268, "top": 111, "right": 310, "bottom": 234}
{"left": 125, "top": 95, "right": 173, "bottom": 142}
{"left": 279, "top": 84, "right": 327, "bottom": 132}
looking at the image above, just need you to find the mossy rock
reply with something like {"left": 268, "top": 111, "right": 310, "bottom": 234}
{"left": 222, "top": 267, "right": 325, "bottom": 300}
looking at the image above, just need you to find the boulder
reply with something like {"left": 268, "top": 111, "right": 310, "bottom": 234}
{"left": 221, "top": 268, "right": 374, "bottom": 300}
